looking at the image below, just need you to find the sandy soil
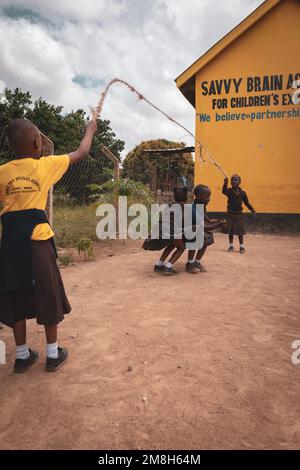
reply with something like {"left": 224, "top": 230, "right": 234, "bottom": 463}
{"left": 0, "top": 234, "right": 299, "bottom": 450}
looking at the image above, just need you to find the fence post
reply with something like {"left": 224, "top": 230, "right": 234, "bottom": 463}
{"left": 99, "top": 145, "right": 121, "bottom": 240}
{"left": 40, "top": 132, "right": 54, "bottom": 225}
{"left": 145, "top": 160, "right": 157, "bottom": 192}
{"left": 100, "top": 145, "right": 120, "bottom": 182}
{"left": 114, "top": 161, "right": 120, "bottom": 181}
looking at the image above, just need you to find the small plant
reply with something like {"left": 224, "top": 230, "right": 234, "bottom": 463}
{"left": 77, "top": 238, "right": 94, "bottom": 261}
{"left": 88, "top": 178, "right": 154, "bottom": 207}
{"left": 58, "top": 253, "right": 74, "bottom": 267}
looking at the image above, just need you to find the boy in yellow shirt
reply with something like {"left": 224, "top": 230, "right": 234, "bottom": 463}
{"left": 0, "top": 118, "right": 97, "bottom": 372}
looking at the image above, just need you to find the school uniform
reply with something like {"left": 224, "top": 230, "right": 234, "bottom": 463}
{"left": 222, "top": 182, "right": 254, "bottom": 236}
{"left": 192, "top": 201, "right": 214, "bottom": 248}
{"left": 142, "top": 200, "right": 214, "bottom": 251}
{"left": 142, "top": 201, "right": 185, "bottom": 251}
{"left": 0, "top": 155, "right": 71, "bottom": 328}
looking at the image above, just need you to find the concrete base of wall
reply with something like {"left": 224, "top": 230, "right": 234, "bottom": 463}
{"left": 154, "top": 193, "right": 300, "bottom": 233}
{"left": 208, "top": 212, "right": 300, "bottom": 234}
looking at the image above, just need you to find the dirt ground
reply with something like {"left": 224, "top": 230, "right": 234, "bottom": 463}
{"left": 0, "top": 233, "right": 299, "bottom": 450}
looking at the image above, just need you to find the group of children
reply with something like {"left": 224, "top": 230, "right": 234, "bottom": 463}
{"left": 143, "top": 175, "right": 256, "bottom": 275}
{"left": 0, "top": 116, "right": 255, "bottom": 373}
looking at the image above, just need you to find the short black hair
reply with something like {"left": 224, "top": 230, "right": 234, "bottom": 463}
{"left": 173, "top": 186, "right": 188, "bottom": 202}
{"left": 194, "top": 184, "right": 210, "bottom": 197}
{"left": 6, "top": 118, "right": 39, "bottom": 154}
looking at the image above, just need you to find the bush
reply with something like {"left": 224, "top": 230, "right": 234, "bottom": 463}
{"left": 89, "top": 178, "right": 154, "bottom": 207}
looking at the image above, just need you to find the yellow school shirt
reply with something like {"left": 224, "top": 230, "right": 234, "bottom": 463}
{"left": 0, "top": 155, "right": 70, "bottom": 240}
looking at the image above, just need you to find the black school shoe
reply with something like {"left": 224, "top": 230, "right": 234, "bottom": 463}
{"left": 194, "top": 261, "right": 207, "bottom": 272}
{"left": 14, "top": 348, "right": 39, "bottom": 373}
{"left": 154, "top": 264, "right": 164, "bottom": 273}
{"left": 163, "top": 266, "right": 178, "bottom": 275}
{"left": 46, "top": 347, "right": 69, "bottom": 372}
{"left": 185, "top": 262, "right": 199, "bottom": 274}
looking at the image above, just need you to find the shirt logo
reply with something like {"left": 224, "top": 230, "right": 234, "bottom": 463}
{"left": 5, "top": 177, "right": 41, "bottom": 196}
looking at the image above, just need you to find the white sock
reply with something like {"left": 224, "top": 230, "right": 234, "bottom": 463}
{"left": 188, "top": 260, "right": 194, "bottom": 264}
{"left": 47, "top": 342, "right": 58, "bottom": 359}
{"left": 155, "top": 260, "right": 164, "bottom": 267}
{"left": 164, "top": 261, "right": 172, "bottom": 269}
{"left": 16, "top": 344, "right": 30, "bottom": 360}
{"left": 240, "top": 244, "right": 244, "bottom": 248}
{"left": 229, "top": 243, "right": 234, "bottom": 248}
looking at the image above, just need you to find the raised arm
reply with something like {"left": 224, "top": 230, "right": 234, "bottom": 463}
{"left": 222, "top": 177, "right": 229, "bottom": 196}
{"left": 68, "top": 121, "right": 98, "bottom": 165}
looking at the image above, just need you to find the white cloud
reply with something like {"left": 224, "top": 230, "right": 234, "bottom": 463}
{"left": 0, "top": 79, "right": 5, "bottom": 93}
{"left": 0, "top": 0, "right": 264, "bottom": 156}
{"left": 0, "top": 0, "right": 126, "bottom": 22}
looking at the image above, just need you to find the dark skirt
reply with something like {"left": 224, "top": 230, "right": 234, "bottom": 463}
{"left": 184, "top": 231, "right": 214, "bottom": 249}
{"left": 142, "top": 238, "right": 172, "bottom": 251}
{"left": 142, "top": 231, "right": 214, "bottom": 251}
{"left": 0, "top": 239, "right": 71, "bottom": 328}
{"left": 142, "top": 217, "right": 179, "bottom": 251}
{"left": 226, "top": 212, "right": 246, "bottom": 236}
{"left": 203, "top": 231, "right": 214, "bottom": 247}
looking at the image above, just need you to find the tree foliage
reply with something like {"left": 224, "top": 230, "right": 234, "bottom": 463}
{"left": 122, "top": 139, "right": 194, "bottom": 189}
{"left": 0, "top": 87, "right": 125, "bottom": 202}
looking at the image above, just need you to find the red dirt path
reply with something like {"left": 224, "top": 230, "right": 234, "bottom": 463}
{"left": 0, "top": 234, "right": 299, "bottom": 449}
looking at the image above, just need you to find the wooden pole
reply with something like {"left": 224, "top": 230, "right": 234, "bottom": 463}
{"left": 100, "top": 144, "right": 120, "bottom": 181}
{"left": 40, "top": 132, "right": 54, "bottom": 225}
{"left": 100, "top": 145, "right": 121, "bottom": 240}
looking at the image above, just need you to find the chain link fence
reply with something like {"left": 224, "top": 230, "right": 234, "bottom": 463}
{"left": 53, "top": 146, "right": 119, "bottom": 247}
{"left": 0, "top": 120, "right": 120, "bottom": 249}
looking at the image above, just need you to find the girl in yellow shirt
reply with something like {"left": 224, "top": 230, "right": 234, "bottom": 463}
{"left": 0, "top": 118, "right": 97, "bottom": 372}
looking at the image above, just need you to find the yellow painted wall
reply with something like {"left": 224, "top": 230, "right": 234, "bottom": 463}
{"left": 195, "top": 0, "right": 300, "bottom": 213}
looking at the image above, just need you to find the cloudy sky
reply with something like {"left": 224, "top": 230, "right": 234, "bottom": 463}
{"left": 0, "top": 0, "right": 263, "bottom": 156}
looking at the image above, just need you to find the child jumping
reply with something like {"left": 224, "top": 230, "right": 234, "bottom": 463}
{"left": 142, "top": 186, "right": 188, "bottom": 275}
{"left": 222, "top": 174, "right": 256, "bottom": 253}
{"left": 0, "top": 118, "right": 97, "bottom": 372}
{"left": 186, "top": 184, "right": 226, "bottom": 273}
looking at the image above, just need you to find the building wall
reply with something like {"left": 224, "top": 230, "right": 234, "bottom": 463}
{"left": 195, "top": 0, "right": 300, "bottom": 213}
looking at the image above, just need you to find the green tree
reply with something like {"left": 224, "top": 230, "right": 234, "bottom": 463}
{"left": 26, "top": 98, "right": 65, "bottom": 149}
{"left": 0, "top": 87, "right": 125, "bottom": 202}
{"left": 0, "top": 88, "right": 32, "bottom": 126}
{"left": 0, "top": 88, "right": 33, "bottom": 162}
{"left": 123, "top": 139, "right": 194, "bottom": 189}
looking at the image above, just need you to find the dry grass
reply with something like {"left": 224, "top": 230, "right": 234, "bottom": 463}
{"left": 53, "top": 204, "right": 98, "bottom": 247}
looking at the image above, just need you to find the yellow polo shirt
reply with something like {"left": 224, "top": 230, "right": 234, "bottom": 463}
{"left": 0, "top": 155, "right": 70, "bottom": 240}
